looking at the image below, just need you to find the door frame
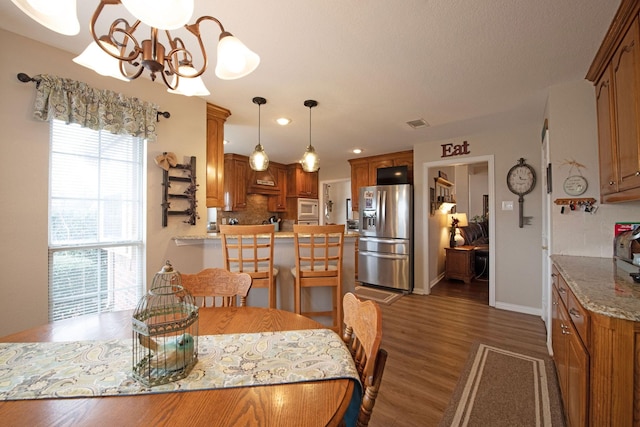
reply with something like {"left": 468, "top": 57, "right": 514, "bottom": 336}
{"left": 422, "top": 155, "right": 495, "bottom": 307}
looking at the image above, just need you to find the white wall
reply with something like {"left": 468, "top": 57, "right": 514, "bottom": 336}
{"left": 545, "top": 80, "right": 640, "bottom": 256}
{"left": 0, "top": 29, "right": 212, "bottom": 336}
{"left": 415, "top": 120, "right": 543, "bottom": 313}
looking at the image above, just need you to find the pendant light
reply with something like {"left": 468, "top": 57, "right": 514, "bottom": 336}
{"left": 249, "top": 97, "right": 269, "bottom": 171}
{"left": 300, "top": 100, "right": 320, "bottom": 172}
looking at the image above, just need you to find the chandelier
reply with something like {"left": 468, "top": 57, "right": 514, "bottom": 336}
{"left": 11, "top": 0, "right": 260, "bottom": 97}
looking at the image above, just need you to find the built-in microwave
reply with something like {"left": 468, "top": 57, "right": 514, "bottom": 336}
{"left": 297, "top": 198, "right": 319, "bottom": 222}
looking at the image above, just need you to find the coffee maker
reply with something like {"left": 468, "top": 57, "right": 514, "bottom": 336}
{"left": 614, "top": 225, "right": 640, "bottom": 264}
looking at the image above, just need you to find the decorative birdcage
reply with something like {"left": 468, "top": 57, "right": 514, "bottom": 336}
{"left": 132, "top": 260, "right": 199, "bottom": 387}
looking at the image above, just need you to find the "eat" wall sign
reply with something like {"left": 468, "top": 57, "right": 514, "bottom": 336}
{"left": 441, "top": 141, "right": 470, "bottom": 158}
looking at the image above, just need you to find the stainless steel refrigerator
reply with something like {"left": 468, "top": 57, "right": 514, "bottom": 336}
{"left": 358, "top": 184, "right": 413, "bottom": 292}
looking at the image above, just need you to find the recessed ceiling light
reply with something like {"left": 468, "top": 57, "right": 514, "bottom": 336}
{"left": 406, "top": 118, "right": 429, "bottom": 129}
{"left": 276, "top": 117, "right": 291, "bottom": 126}
{"left": 352, "top": 148, "right": 362, "bottom": 154}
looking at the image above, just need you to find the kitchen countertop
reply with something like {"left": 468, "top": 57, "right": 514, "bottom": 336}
{"left": 174, "top": 230, "right": 360, "bottom": 241}
{"left": 550, "top": 255, "right": 640, "bottom": 322}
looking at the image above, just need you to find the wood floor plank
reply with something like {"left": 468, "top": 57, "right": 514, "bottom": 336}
{"left": 368, "top": 279, "right": 548, "bottom": 427}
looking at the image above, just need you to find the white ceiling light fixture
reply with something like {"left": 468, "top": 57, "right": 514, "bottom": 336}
{"left": 300, "top": 99, "right": 319, "bottom": 173}
{"left": 276, "top": 117, "right": 291, "bottom": 126}
{"left": 72, "top": 38, "right": 130, "bottom": 82}
{"left": 249, "top": 97, "right": 269, "bottom": 172}
{"left": 10, "top": 0, "right": 80, "bottom": 36}
{"left": 352, "top": 148, "right": 362, "bottom": 154}
{"left": 13, "top": 0, "right": 259, "bottom": 95}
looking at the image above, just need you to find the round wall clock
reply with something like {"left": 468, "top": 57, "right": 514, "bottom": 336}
{"left": 563, "top": 175, "right": 587, "bottom": 196}
{"left": 506, "top": 158, "right": 536, "bottom": 228}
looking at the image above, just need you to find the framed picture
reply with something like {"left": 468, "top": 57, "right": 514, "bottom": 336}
{"left": 430, "top": 187, "right": 435, "bottom": 215}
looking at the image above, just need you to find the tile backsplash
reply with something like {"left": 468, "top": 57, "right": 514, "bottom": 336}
{"left": 218, "top": 194, "right": 280, "bottom": 226}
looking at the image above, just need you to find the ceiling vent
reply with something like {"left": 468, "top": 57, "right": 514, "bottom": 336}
{"left": 406, "top": 119, "right": 429, "bottom": 129}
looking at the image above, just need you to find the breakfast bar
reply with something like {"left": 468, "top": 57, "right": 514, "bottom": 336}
{"left": 172, "top": 231, "right": 359, "bottom": 316}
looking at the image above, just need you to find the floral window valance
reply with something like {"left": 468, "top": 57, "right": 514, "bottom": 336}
{"left": 31, "top": 74, "right": 159, "bottom": 142}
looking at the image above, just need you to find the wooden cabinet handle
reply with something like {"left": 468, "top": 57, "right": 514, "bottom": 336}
{"left": 569, "top": 308, "right": 581, "bottom": 318}
{"left": 558, "top": 287, "right": 566, "bottom": 294}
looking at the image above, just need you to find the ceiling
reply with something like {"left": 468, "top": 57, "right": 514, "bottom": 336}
{"left": 0, "top": 1, "right": 621, "bottom": 166}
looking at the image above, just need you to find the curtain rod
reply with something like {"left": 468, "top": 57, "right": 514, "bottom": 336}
{"left": 17, "top": 72, "right": 170, "bottom": 122}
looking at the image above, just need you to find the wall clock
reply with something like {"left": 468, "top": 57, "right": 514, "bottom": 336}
{"left": 563, "top": 175, "right": 587, "bottom": 196}
{"left": 506, "top": 158, "right": 536, "bottom": 228}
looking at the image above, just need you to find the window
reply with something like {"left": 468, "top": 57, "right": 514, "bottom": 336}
{"left": 48, "top": 120, "right": 145, "bottom": 321}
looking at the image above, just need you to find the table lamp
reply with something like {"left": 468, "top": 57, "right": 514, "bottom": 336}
{"left": 447, "top": 213, "right": 468, "bottom": 247}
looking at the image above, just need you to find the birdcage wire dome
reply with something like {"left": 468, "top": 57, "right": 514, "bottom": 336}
{"left": 132, "top": 261, "right": 199, "bottom": 387}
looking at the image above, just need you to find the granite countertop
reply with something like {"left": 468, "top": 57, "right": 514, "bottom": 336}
{"left": 550, "top": 255, "right": 640, "bottom": 322}
{"left": 174, "top": 230, "right": 360, "bottom": 241}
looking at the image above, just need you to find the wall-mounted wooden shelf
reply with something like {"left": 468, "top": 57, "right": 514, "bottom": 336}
{"left": 162, "top": 156, "right": 198, "bottom": 227}
{"left": 553, "top": 198, "right": 596, "bottom": 206}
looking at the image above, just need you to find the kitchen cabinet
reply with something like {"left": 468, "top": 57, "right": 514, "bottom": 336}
{"left": 587, "top": 2, "right": 640, "bottom": 203}
{"left": 268, "top": 164, "right": 288, "bottom": 212}
{"left": 287, "top": 163, "right": 318, "bottom": 198}
{"left": 223, "top": 154, "right": 248, "bottom": 211}
{"left": 551, "top": 275, "right": 589, "bottom": 427}
{"left": 348, "top": 150, "right": 413, "bottom": 211}
{"left": 206, "top": 103, "right": 231, "bottom": 208}
{"left": 444, "top": 246, "right": 475, "bottom": 284}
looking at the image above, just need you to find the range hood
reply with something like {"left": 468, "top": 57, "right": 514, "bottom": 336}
{"left": 247, "top": 168, "right": 279, "bottom": 195}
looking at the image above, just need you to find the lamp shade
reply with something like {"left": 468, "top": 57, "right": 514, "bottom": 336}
{"left": 439, "top": 202, "right": 456, "bottom": 213}
{"left": 215, "top": 33, "right": 260, "bottom": 80}
{"left": 249, "top": 145, "right": 269, "bottom": 171}
{"left": 121, "top": 0, "right": 194, "bottom": 30}
{"left": 11, "top": 0, "right": 80, "bottom": 35}
{"left": 73, "top": 40, "right": 130, "bottom": 82}
{"left": 167, "top": 65, "right": 211, "bottom": 96}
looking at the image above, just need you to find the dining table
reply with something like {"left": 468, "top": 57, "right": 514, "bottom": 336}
{"left": 0, "top": 307, "right": 356, "bottom": 427}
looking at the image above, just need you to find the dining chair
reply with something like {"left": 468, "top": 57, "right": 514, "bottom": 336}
{"left": 342, "top": 292, "right": 387, "bottom": 427}
{"left": 180, "top": 268, "right": 252, "bottom": 307}
{"left": 292, "top": 224, "right": 345, "bottom": 332}
{"left": 219, "top": 224, "right": 278, "bottom": 308}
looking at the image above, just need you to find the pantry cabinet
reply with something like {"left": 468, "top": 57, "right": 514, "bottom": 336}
{"left": 348, "top": 150, "right": 413, "bottom": 211}
{"left": 206, "top": 103, "right": 231, "bottom": 208}
{"left": 587, "top": 1, "right": 640, "bottom": 203}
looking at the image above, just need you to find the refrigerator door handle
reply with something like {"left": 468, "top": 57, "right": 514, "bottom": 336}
{"left": 360, "top": 237, "right": 406, "bottom": 245}
{"left": 377, "top": 190, "right": 386, "bottom": 232}
{"left": 360, "top": 251, "right": 408, "bottom": 260}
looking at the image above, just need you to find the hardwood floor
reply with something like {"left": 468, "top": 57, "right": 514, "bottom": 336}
{"left": 369, "top": 279, "right": 549, "bottom": 427}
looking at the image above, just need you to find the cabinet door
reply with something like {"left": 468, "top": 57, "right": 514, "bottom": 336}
{"left": 206, "top": 103, "right": 231, "bottom": 208}
{"left": 268, "top": 166, "right": 287, "bottom": 212}
{"left": 612, "top": 18, "right": 640, "bottom": 192}
{"left": 350, "top": 161, "right": 369, "bottom": 211}
{"left": 566, "top": 329, "right": 589, "bottom": 427}
{"left": 223, "top": 156, "right": 248, "bottom": 211}
{"left": 596, "top": 65, "right": 618, "bottom": 196}
{"left": 287, "top": 164, "right": 318, "bottom": 198}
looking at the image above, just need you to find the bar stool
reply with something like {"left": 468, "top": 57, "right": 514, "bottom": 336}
{"left": 219, "top": 224, "right": 278, "bottom": 308}
{"left": 291, "top": 224, "right": 345, "bottom": 332}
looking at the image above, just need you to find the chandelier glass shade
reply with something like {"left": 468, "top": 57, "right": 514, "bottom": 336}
{"left": 11, "top": 0, "right": 260, "bottom": 96}
{"left": 249, "top": 97, "right": 269, "bottom": 172}
{"left": 300, "top": 100, "right": 319, "bottom": 173}
{"left": 11, "top": 0, "right": 80, "bottom": 36}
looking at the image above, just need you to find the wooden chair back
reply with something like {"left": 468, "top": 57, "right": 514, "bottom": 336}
{"left": 219, "top": 224, "right": 278, "bottom": 308}
{"left": 292, "top": 224, "right": 345, "bottom": 331}
{"left": 342, "top": 292, "right": 386, "bottom": 427}
{"left": 180, "top": 268, "right": 252, "bottom": 308}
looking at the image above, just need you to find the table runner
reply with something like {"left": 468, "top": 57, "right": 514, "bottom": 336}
{"left": 0, "top": 328, "right": 360, "bottom": 401}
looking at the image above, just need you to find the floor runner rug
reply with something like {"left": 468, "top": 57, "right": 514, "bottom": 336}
{"left": 354, "top": 285, "right": 403, "bottom": 305}
{"left": 439, "top": 342, "right": 565, "bottom": 427}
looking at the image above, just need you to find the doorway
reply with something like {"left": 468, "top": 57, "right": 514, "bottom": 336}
{"left": 319, "top": 178, "right": 351, "bottom": 225}
{"left": 422, "top": 155, "right": 496, "bottom": 307}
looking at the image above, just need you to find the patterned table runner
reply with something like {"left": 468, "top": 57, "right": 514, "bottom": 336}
{"left": 0, "top": 328, "right": 360, "bottom": 401}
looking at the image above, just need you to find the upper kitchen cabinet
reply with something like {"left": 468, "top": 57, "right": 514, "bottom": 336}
{"left": 223, "top": 154, "right": 248, "bottom": 211}
{"left": 348, "top": 150, "right": 413, "bottom": 211}
{"left": 287, "top": 163, "right": 318, "bottom": 198}
{"left": 206, "top": 103, "right": 231, "bottom": 208}
{"left": 587, "top": 0, "right": 640, "bottom": 203}
{"left": 268, "top": 163, "right": 288, "bottom": 212}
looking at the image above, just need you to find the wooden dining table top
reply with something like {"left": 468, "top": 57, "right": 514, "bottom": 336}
{"left": 0, "top": 307, "right": 355, "bottom": 427}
